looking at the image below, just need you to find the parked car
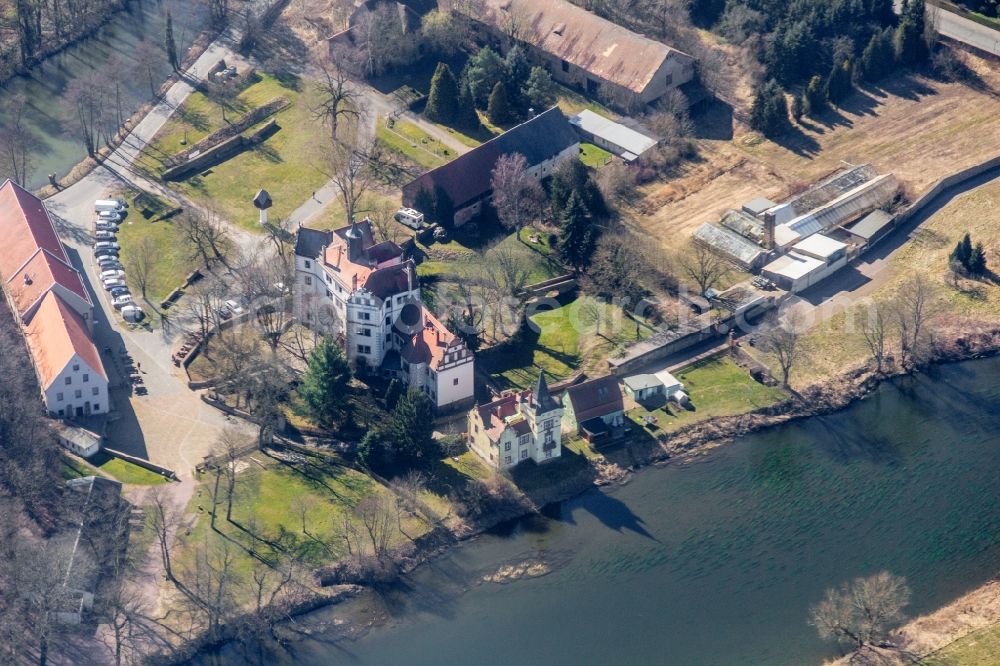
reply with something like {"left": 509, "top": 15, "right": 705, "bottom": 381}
{"left": 97, "top": 255, "right": 122, "bottom": 267}
{"left": 95, "top": 199, "right": 126, "bottom": 214}
{"left": 94, "top": 241, "right": 120, "bottom": 253}
{"left": 94, "top": 248, "right": 119, "bottom": 260}
{"left": 224, "top": 299, "right": 245, "bottom": 316}
{"left": 95, "top": 220, "right": 119, "bottom": 232}
{"left": 394, "top": 207, "right": 425, "bottom": 229}
{"left": 103, "top": 277, "right": 126, "bottom": 291}
{"left": 112, "top": 294, "right": 133, "bottom": 309}
{"left": 95, "top": 230, "right": 116, "bottom": 241}
{"left": 97, "top": 211, "right": 122, "bottom": 223}
{"left": 109, "top": 286, "right": 130, "bottom": 299}
{"left": 101, "top": 269, "right": 125, "bottom": 280}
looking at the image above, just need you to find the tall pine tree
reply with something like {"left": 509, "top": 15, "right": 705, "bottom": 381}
{"left": 558, "top": 191, "right": 596, "bottom": 270}
{"left": 299, "top": 337, "right": 352, "bottom": 428}
{"left": 487, "top": 80, "right": 513, "bottom": 125}
{"left": 425, "top": 62, "right": 460, "bottom": 124}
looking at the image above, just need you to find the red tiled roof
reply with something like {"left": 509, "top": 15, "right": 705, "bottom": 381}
{"left": 566, "top": 376, "right": 624, "bottom": 423}
{"left": 5, "top": 248, "right": 90, "bottom": 320}
{"left": 400, "top": 308, "right": 461, "bottom": 369}
{"left": 24, "top": 292, "right": 106, "bottom": 389}
{"left": 0, "top": 180, "right": 69, "bottom": 280}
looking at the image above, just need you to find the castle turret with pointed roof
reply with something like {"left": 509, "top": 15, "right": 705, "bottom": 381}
{"left": 468, "top": 371, "right": 564, "bottom": 469}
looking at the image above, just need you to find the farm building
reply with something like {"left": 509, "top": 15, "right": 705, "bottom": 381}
{"left": 569, "top": 110, "right": 658, "bottom": 161}
{"left": 762, "top": 234, "right": 848, "bottom": 293}
{"left": 460, "top": 0, "right": 696, "bottom": 110}
{"left": 693, "top": 222, "right": 767, "bottom": 271}
{"left": 401, "top": 107, "right": 579, "bottom": 226}
{"left": 844, "top": 210, "right": 896, "bottom": 248}
{"left": 772, "top": 174, "right": 899, "bottom": 248}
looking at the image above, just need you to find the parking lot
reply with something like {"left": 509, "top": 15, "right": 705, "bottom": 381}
{"left": 46, "top": 195, "right": 236, "bottom": 478}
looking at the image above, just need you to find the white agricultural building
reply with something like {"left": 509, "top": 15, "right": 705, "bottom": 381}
{"left": 762, "top": 234, "right": 848, "bottom": 293}
{"left": 569, "top": 110, "right": 658, "bottom": 161}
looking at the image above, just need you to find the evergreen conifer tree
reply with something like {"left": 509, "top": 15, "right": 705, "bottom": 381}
{"left": 487, "top": 80, "right": 513, "bottom": 125}
{"left": 425, "top": 62, "right": 460, "bottom": 124}
{"left": 299, "top": 337, "right": 352, "bottom": 428}
{"left": 558, "top": 191, "right": 596, "bottom": 270}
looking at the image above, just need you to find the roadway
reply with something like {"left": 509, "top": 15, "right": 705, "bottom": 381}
{"left": 929, "top": 2, "right": 1000, "bottom": 57}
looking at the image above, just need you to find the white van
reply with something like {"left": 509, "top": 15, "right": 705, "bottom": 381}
{"left": 394, "top": 207, "right": 425, "bottom": 230}
{"left": 94, "top": 199, "right": 125, "bottom": 214}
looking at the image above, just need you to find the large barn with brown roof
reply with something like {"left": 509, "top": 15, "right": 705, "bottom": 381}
{"left": 0, "top": 180, "right": 108, "bottom": 418}
{"left": 463, "top": 0, "right": 696, "bottom": 111}
{"left": 401, "top": 106, "right": 579, "bottom": 226}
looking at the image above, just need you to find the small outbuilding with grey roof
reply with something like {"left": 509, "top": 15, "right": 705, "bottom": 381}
{"left": 569, "top": 110, "right": 658, "bottom": 161}
{"left": 845, "top": 210, "right": 895, "bottom": 248}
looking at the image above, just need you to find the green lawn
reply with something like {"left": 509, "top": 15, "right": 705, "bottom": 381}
{"left": 376, "top": 116, "right": 456, "bottom": 169}
{"left": 149, "top": 73, "right": 293, "bottom": 158}
{"left": 61, "top": 455, "right": 99, "bottom": 480}
{"left": 116, "top": 191, "right": 197, "bottom": 305}
{"left": 181, "top": 451, "right": 432, "bottom": 570}
{"left": 481, "top": 294, "right": 657, "bottom": 391}
{"left": 418, "top": 228, "right": 562, "bottom": 286}
{"left": 924, "top": 623, "right": 1000, "bottom": 665}
{"left": 580, "top": 142, "right": 613, "bottom": 169}
{"left": 152, "top": 72, "right": 330, "bottom": 232}
{"left": 91, "top": 452, "right": 169, "bottom": 485}
{"left": 630, "top": 355, "right": 787, "bottom": 435}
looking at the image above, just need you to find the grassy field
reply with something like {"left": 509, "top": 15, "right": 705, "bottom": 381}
{"left": 376, "top": 116, "right": 456, "bottom": 169}
{"left": 114, "top": 190, "right": 197, "bottom": 305}
{"left": 418, "top": 227, "right": 563, "bottom": 286}
{"left": 924, "top": 624, "right": 1000, "bottom": 665}
{"left": 175, "top": 450, "right": 432, "bottom": 589}
{"left": 555, "top": 83, "right": 618, "bottom": 118}
{"left": 87, "top": 452, "right": 169, "bottom": 485}
{"left": 579, "top": 143, "right": 613, "bottom": 169}
{"left": 61, "top": 454, "right": 100, "bottom": 480}
{"left": 150, "top": 72, "right": 330, "bottom": 231}
{"left": 629, "top": 355, "right": 786, "bottom": 434}
{"left": 481, "top": 293, "right": 657, "bottom": 391}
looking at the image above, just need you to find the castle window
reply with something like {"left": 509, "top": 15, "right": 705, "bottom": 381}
{"left": 453, "top": 378, "right": 459, "bottom": 386}
{"left": 304, "top": 276, "right": 312, "bottom": 286}
{"left": 360, "top": 312, "right": 370, "bottom": 320}
{"left": 520, "top": 450, "right": 528, "bottom": 460}
{"left": 504, "top": 456, "right": 511, "bottom": 465}
{"left": 305, "top": 260, "right": 311, "bottom": 268}
{"left": 504, "top": 442, "right": 511, "bottom": 451}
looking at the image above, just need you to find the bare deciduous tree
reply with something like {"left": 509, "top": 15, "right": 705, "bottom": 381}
{"left": 0, "top": 92, "right": 36, "bottom": 186}
{"left": 860, "top": 298, "right": 893, "bottom": 374}
{"left": 759, "top": 311, "right": 804, "bottom": 388}
{"left": 810, "top": 571, "right": 910, "bottom": 649}
{"left": 355, "top": 494, "right": 397, "bottom": 561}
{"left": 311, "top": 58, "right": 361, "bottom": 143}
{"left": 291, "top": 494, "right": 319, "bottom": 535}
{"left": 326, "top": 134, "right": 379, "bottom": 225}
{"left": 148, "top": 487, "right": 178, "bottom": 584}
{"left": 176, "top": 210, "right": 231, "bottom": 270}
{"left": 894, "top": 273, "right": 938, "bottom": 367}
{"left": 677, "top": 242, "right": 729, "bottom": 296}
{"left": 182, "top": 277, "right": 227, "bottom": 340}
{"left": 124, "top": 235, "right": 156, "bottom": 304}
{"left": 490, "top": 152, "right": 544, "bottom": 238}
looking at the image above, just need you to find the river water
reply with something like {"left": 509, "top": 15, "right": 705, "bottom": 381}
{"left": 206, "top": 357, "right": 1000, "bottom": 666}
{"left": 0, "top": 0, "right": 209, "bottom": 189}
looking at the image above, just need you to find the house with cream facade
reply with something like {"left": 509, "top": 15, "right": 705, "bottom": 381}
{"left": 294, "top": 219, "right": 475, "bottom": 411}
{"left": 468, "top": 373, "right": 563, "bottom": 469}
